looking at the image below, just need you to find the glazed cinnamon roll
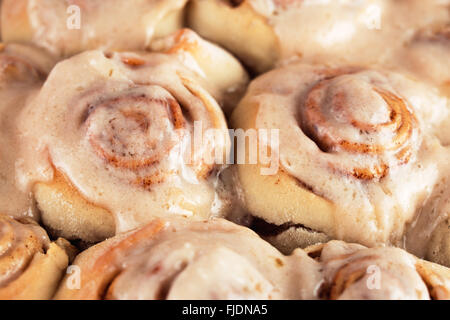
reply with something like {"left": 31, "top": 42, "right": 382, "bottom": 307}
{"left": 16, "top": 30, "right": 247, "bottom": 243}
{"left": 0, "top": 213, "right": 71, "bottom": 299}
{"left": 54, "top": 218, "right": 450, "bottom": 300}
{"left": 231, "top": 63, "right": 450, "bottom": 254}
{"left": 305, "top": 241, "right": 450, "bottom": 300}
{"left": 396, "top": 23, "right": 450, "bottom": 128}
{"left": 400, "top": 24, "right": 450, "bottom": 89}
{"left": 54, "top": 217, "right": 320, "bottom": 300}
{"left": 149, "top": 29, "right": 249, "bottom": 115}
{"left": 0, "top": 42, "right": 55, "bottom": 220}
{"left": 1, "top": 0, "right": 188, "bottom": 57}
{"left": 405, "top": 177, "right": 450, "bottom": 267}
{"left": 188, "top": 0, "right": 449, "bottom": 73}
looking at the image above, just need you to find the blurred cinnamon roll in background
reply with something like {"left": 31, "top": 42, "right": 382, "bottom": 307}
{"left": 397, "top": 22, "right": 450, "bottom": 112}
{"left": 188, "top": 0, "right": 449, "bottom": 73}
{"left": 0, "top": 43, "right": 55, "bottom": 219}
{"left": 54, "top": 218, "right": 450, "bottom": 300}
{"left": 231, "top": 63, "right": 450, "bottom": 259}
{"left": 1, "top": 0, "right": 188, "bottom": 57}
{"left": 16, "top": 30, "right": 247, "bottom": 243}
{"left": 406, "top": 177, "right": 450, "bottom": 268}
{"left": 0, "top": 213, "right": 72, "bottom": 299}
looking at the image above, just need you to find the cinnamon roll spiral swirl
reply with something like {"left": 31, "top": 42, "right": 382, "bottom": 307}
{"left": 54, "top": 218, "right": 450, "bottom": 300}
{"left": 54, "top": 218, "right": 319, "bottom": 300}
{"left": 17, "top": 31, "right": 246, "bottom": 243}
{"left": 231, "top": 63, "right": 449, "bottom": 251}
{"left": 305, "top": 241, "right": 450, "bottom": 300}
{"left": 0, "top": 213, "right": 70, "bottom": 299}
{"left": 298, "top": 69, "right": 418, "bottom": 181}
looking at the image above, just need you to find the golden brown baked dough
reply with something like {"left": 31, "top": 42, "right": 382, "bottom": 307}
{"left": 188, "top": 0, "right": 279, "bottom": 73}
{"left": 16, "top": 30, "right": 247, "bottom": 243}
{"left": 54, "top": 218, "right": 450, "bottom": 300}
{"left": 0, "top": 213, "right": 70, "bottom": 299}
{"left": 1, "top": 0, "right": 189, "bottom": 57}
{"left": 231, "top": 63, "right": 450, "bottom": 255}
{"left": 188, "top": 0, "right": 449, "bottom": 74}
{"left": 34, "top": 171, "right": 116, "bottom": 243}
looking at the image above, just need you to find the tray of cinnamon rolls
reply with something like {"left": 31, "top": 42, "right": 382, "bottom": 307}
{"left": 0, "top": 0, "right": 449, "bottom": 301}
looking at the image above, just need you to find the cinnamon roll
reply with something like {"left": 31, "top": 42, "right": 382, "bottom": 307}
{"left": 400, "top": 24, "right": 450, "bottom": 91}
{"left": 54, "top": 217, "right": 322, "bottom": 300}
{"left": 1, "top": 0, "right": 188, "bottom": 57}
{"left": 231, "top": 63, "right": 450, "bottom": 254}
{"left": 0, "top": 42, "right": 55, "bottom": 220}
{"left": 396, "top": 23, "right": 450, "bottom": 131}
{"left": 54, "top": 218, "right": 450, "bottom": 300}
{"left": 304, "top": 241, "right": 450, "bottom": 300}
{"left": 16, "top": 30, "right": 247, "bottom": 243}
{"left": 188, "top": 0, "right": 449, "bottom": 73}
{"left": 149, "top": 29, "right": 249, "bottom": 115}
{"left": 0, "top": 213, "right": 71, "bottom": 299}
{"left": 405, "top": 177, "right": 450, "bottom": 267}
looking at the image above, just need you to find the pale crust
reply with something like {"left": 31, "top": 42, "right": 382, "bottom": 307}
{"left": 34, "top": 170, "right": 116, "bottom": 244}
{"left": 237, "top": 163, "right": 336, "bottom": 235}
{"left": 0, "top": 243, "right": 69, "bottom": 300}
{"left": 262, "top": 226, "right": 331, "bottom": 255}
{"left": 231, "top": 93, "right": 337, "bottom": 239}
{"left": 187, "top": 0, "right": 279, "bottom": 73}
{"left": 0, "top": 214, "right": 71, "bottom": 300}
